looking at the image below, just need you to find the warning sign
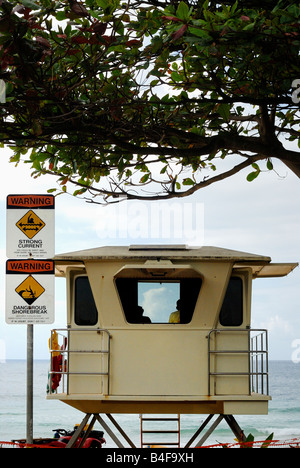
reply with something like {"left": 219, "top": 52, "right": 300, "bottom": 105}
{"left": 16, "top": 210, "right": 46, "bottom": 239}
{"left": 6, "top": 194, "right": 55, "bottom": 259}
{"left": 15, "top": 276, "right": 45, "bottom": 305}
{"left": 6, "top": 259, "right": 55, "bottom": 324}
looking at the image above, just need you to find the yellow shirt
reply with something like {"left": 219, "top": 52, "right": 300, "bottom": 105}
{"left": 169, "top": 311, "right": 180, "bottom": 323}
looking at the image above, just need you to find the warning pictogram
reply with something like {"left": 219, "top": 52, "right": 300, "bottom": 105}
{"left": 15, "top": 275, "right": 45, "bottom": 305}
{"left": 16, "top": 210, "right": 45, "bottom": 239}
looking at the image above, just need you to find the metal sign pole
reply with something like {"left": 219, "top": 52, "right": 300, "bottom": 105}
{"left": 26, "top": 324, "right": 34, "bottom": 445}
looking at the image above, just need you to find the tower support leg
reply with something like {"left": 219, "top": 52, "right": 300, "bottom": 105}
{"left": 95, "top": 414, "right": 126, "bottom": 448}
{"left": 186, "top": 414, "right": 246, "bottom": 448}
{"left": 223, "top": 415, "right": 245, "bottom": 443}
{"left": 194, "top": 415, "right": 224, "bottom": 447}
{"left": 65, "top": 413, "right": 136, "bottom": 448}
{"left": 65, "top": 413, "right": 92, "bottom": 448}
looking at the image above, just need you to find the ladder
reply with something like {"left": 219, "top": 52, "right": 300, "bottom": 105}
{"left": 140, "top": 415, "right": 180, "bottom": 448}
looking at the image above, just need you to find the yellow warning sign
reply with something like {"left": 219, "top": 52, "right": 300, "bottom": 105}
{"left": 16, "top": 210, "right": 45, "bottom": 239}
{"left": 15, "top": 275, "right": 45, "bottom": 305}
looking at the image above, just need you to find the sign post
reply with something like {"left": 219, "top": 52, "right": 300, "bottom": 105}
{"left": 6, "top": 194, "right": 55, "bottom": 444}
{"left": 27, "top": 324, "right": 33, "bottom": 445}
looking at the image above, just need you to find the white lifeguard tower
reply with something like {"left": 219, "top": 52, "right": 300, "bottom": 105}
{"left": 48, "top": 245, "right": 297, "bottom": 447}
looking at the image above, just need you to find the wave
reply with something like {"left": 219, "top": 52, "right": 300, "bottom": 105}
{"left": 267, "top": 427, "right": 300, "bottom": 438}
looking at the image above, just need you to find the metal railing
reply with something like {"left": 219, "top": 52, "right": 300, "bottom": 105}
{"left": 49, "top": 327, "right": 268, "bottom": 398}
{"left": 208, "top": 329, "right": 269, "bottom": 396}
{"left": 250, "top": 330, "right": 269, "bottom": 395}
{"left": 48, "top": 328, "right": 111, "bottom": 395}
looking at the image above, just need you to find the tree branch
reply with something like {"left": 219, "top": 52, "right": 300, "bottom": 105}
{"left": 64, "top": 155, "right": 264, "bottom": 203}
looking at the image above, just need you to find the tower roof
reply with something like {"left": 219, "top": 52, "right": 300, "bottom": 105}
{"left": 54, "top": 245, "right": 298, "bottom": 278}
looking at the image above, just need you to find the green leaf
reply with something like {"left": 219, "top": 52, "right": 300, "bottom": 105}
{"left": 182, "top": 177, "right": 194, "bottom": 185}
{"left": 267, "top": 159, "right": 273, "bottom": 170}
{"left": 260, "top": 433, "right": 273, "bottom": 448}
{"left": 73, "top": 188, "right": 87, "bottom": 196}
{"left": 247, "top": 163, "right": 261, "bottom": 182}
{"left": 217, "top": 103, "right": 231, "bottom": 122}
{"left": 176, "top": 2, "right": 190, "bottom": 21}
{"left": 21, "top": 0, "right": 40, "bottom": 10}
{"left": 243, "top": 22, "right": 255, "bottom": 31}
{"left": 188, "top": 27, "right": 212, "bottom": 40}
{"left": 245, "top": 433, "right": 255, "bottom": 443}
{"left": 96, "top": 0, "right": 109, "bottom": 9}
{"left": 171, "top": 71, "right": 182, "bottom": 82}
{"left": 140, "top": 173, "right": 150, "bottom": 183}
{"left": 247, "top": 171, "right": 259, "bottom": 182}
{"left": 243, "top": 433, "right": 255, "bottom": 448}
{"left": 56, "top": 11, "right": 67, "bottom": 21}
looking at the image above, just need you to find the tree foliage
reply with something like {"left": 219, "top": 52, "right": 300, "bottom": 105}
{"left": 0, "top": 0, "right": 300, "bottom": 202}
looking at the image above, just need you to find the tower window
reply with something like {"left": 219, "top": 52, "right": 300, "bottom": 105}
{"left": 116, "top": 278, "right": 202, "bottom": 324}
{"left": 74, "top": 276, "right": 98, "bottom": 326}
{"left": 219, "top": 277, "right": 243, "bottom": 327}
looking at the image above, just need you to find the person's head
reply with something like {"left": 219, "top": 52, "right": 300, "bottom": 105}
{"left": 176, "top": 300, "right": 182, "bottom": 310}
{"left": 136, "top": 306, "right": 144, "bottom": 316}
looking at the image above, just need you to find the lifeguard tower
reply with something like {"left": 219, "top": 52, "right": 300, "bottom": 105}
{"left": 48, "top": 245, "right": 297, "bottom": 447}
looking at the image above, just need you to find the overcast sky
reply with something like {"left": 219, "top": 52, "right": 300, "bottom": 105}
{"left": 0, "top": 145, "right": 299, "bottom": 361}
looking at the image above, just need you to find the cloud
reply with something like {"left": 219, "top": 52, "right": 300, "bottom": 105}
{"left": 139, "top": 284, "right": 179, "bottom": 323}
{"left": 140, "top": 286, "right": 167, "bottom": 321}
{"left": 259, "top": 314, "right": 293, "bottom": 336}
{"left": 0, "top": 147, "right": 57, "bottom": 200}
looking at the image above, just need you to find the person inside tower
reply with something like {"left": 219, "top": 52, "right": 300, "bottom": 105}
{"left": 131, "top": 305, "right": 151, "bottom": 324}
{"left": 169, "top": 300, "right": 182, "bottom": 323}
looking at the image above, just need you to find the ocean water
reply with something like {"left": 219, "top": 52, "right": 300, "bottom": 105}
{"left": 0, "top": 360, "right": 299, "bottom": 448}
